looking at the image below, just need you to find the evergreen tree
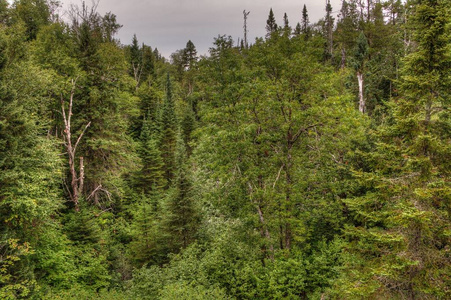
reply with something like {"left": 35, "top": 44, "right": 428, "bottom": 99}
{"left": 136, "top": 115, "right": 165, "bottom": 192}
{"left": 183, "top": 40, "right": 198, "bottom": 70}
{"left": 293, "top": 22, "right": 301, "bottom": 36}
{"left": 282, "top": 13, "right": 291, "bottom": 37}
{"left": 163, "top": 133, "right": 198, "bottom": 251}
{"left": 159, "top": 74, "right": 178, "bottom": 186}
{"left": 338, "top": 0, "right": 451, "bottom": 297}
{"left": 129, "top": 34, "right": 142, "bottom": 83}
{"left": 301, "top": 4, "right": 310, "bottom": 37}
{"left": 324, "top": 0, "right": 335, "bottom": 61}
{"left": 265, "top": 8, "right": 278, "bottom": 38}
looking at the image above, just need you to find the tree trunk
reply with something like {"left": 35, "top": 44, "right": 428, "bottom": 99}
{"left": 61, "top": 78, "right": 91, "bottom": 211}
{"left": 357, "top": 71, "right": 365, "bottom": 113}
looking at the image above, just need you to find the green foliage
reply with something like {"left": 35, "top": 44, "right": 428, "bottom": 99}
{"left": 1, "top": 0, "right": 450, "bottom": 298}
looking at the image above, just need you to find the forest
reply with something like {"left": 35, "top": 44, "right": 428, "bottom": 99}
{"left": 0, "top": 0, "right": 450, "bottom": 299}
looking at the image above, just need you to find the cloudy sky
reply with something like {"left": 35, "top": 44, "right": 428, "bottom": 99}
{"left": 22, "top": 0, "right": 342, "bottom": 58}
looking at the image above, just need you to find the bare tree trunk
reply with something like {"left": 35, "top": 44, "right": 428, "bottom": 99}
{"left": 243, "top": 10, "right": 250, "bottom": 49}
{"left": 357, "top": 71, "right": 365, "bottom": 113}
{"left": 62, "top": 78, "right": 91, "bottom": 211}
{"left": 256, "top": 204, "right": 274, "bottom": 260}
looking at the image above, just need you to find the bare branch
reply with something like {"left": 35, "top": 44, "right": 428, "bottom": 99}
{"left": 273, "top": 164, "right": 284, "bottom": 188}
{"left": 74, "top": 121, "right": 91, "bottom": 155}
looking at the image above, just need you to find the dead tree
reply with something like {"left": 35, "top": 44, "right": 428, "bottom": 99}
{"left": 243, "top": 10, "right": 250, "bottom": 49}
{"left": 61, "top": 78, "right": 91, "bottom": 212}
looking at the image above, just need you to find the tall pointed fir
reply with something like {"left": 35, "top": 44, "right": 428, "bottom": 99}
{"left": 339, "top": 0, "right": 451, "bottom": 298}
{"left": 159, "top": 73, "right": 178, "bottom": 187}
{"left": 163, "top": 132, "right": 198, "bottom": 252}
{"left": 136, "top": 114, "right": 165, "bottom": 193}
{"left": 265, "top": 8, "right": 278, "bottom": 38}
{"left": 301, "top": 4, "right": 310, "bottom": 38}
{"left": 324, "top": 0, "right": 334, "bottom": 61}
{"left": 282, "top": 13, "right": 291, "bottom": 37}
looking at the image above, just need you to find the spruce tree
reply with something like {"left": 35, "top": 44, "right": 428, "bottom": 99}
{"left": 137, "top": 115, "right": 165, "bottom": 192}
{"left": 159, "top": 74, "right": 177, "bottom": 186}
{"left": 293, "top": 22, "right": 301, "bottom": 36}
{"left": 301, "top": 4, "right": 310, "bottom": 37}
{"left": 163, "top": 133, "right": 198, "bottom": 251}
{"left": 324, "top": 0, "right": 334, "bottom": 61}
{"left": 339, "top": 0, "right": 451, "bottom": 297}
{"left": 265, "top": 8, "right": 278, "bottom": 38}
{"left": 282, "top": 13, "right": 290, "bottom": 37}
{"left": 183, "top": 40, "right": 198, "bottom": 70}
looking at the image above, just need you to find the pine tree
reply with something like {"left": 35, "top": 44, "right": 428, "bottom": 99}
{"left": 282, "top": 13, "right": 291, "bottom": 37}
{"left": 301, "top": 4, "right": 310, "bottom": 37}
{"left": 339, "top": 0, "right": 451, "bottom": 297}
{"left": 324, "top": 0, "right": 335, "bottom": 61}
{"left": 129, "top": 34, "right": 142, "bottom": 84}
{"left": 159, "top": 74, "right": 178, "bottom": 186}
{"left": 265, "top": 8, "right": 278, "bottom": 38}
{"left": 137, "top": 116, "right": 165, "bottom": 192}
{"left": 183, "top": 40, "right": 198, "bottom": 70}
{"left": 293, "top": 22, "right": 301, "bottom": 36}
{"left": 163, "top": 133, "right": 198, "bottom": 251}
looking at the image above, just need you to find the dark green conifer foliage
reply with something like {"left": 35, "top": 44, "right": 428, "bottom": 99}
{"left": 324, "top": 0, "right": 334, "bottom": 61}
{"left": 265, "top": 8, "right": 278, "bottom": 38}
{"left": 183, "top": 40, "right": 198, "bottom": 70}
{"left": 12, "top": 0, "right": 51, "bottom": 40}
{"left": 180, "top": 105, "right": 196, "bottom": 156}
{"left": 293, "top": 22, "right": 301, "bottom": 36}
{"left": 163, "top": 133, "right": 198, "bottom": 251}
{"left": 301, "top": 4, "right": 310, "bottom": 37}
{"left": 282, "top": 13, "right": 290, "bottom": 37}
{"left": 129, "top": 34, "right": 141, "bottom": 79}
{"left": 339, "top": 0, "right": 451, "bottom": 298}
{"left": 137, "top": 116, "right": 166, "bottom": 193}
{"left": 159, "top": 74, "right": 178, "bottom": 186}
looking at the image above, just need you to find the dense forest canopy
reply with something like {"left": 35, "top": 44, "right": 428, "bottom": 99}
{"left": 0, "top": 0, "right": 450, "bottom": 299}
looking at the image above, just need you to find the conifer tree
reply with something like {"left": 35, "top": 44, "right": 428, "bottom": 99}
{"left": 293, "top": 22, "right": 301, "bottom": 36}
{"left": 129, "top": 34, "right": 142, "bottom": 84}
{"left": 137, "top": 115, "right": 165, "bottom": 192}
{"left": 324, "top": 0, "right": 335, "bottom": 61}
{"left": 282, "top": 13, "right": 291, "bottom": 37}
{"left": 183, "top": 40, "right": 198, "bottom": 70}
{"left": 265, "top": 8, "right": 278, "bottom": 38}
{"left": 339, "top": 0, "right": 451, "bottom": 297}
{"left": 301, "top": 4, "right": 310, "bottom": 37}
{"left": 159, "top": 74, "right": 178, "bottom": 186}
{"left": 163, "top": 133, "right": 198, "bottom": 251}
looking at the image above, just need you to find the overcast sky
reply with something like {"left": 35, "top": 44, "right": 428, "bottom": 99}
{"left": 20, "top": 0, "right": 342, "bottom": 58}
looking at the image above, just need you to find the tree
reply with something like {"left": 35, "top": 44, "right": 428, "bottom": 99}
{"left": 11, "top": 0, "right": 51, "bottom": 40}
{"left": 324, "top": 0, "right": 335, "bottom": 61}
{"left": 243, "top": 10, "right": 250, "bottom": 49}
{"left": 301, "top": 4, "right": 310, "bottom": 38}
{"left": 353, "top": 32, "right": 369, "bottom": 113}
{"left": 265, "top": 8, "right": 278, "bottom": 38}
{"left": 338, "top": 0, "right": 451, "bottom": 297}
{"left": 61, "top": 77, "right": 91, "bottom": 211}
{"left": 183, "top": 40, "right": 198, "bottom": 70}
{"left": 282, "top": 13, "right": 291, "bottom": 37}
{"left": 136, "top": 115, "right": 166, "bottom": 193}
{"left": 159, "top": 74, "right": 178, "bottom": 186}
{"left": 129, "top": 34, "right": 142, "bottom": 85}
{"left": 163, "top": 133, "right": 198, "bottom": 251}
